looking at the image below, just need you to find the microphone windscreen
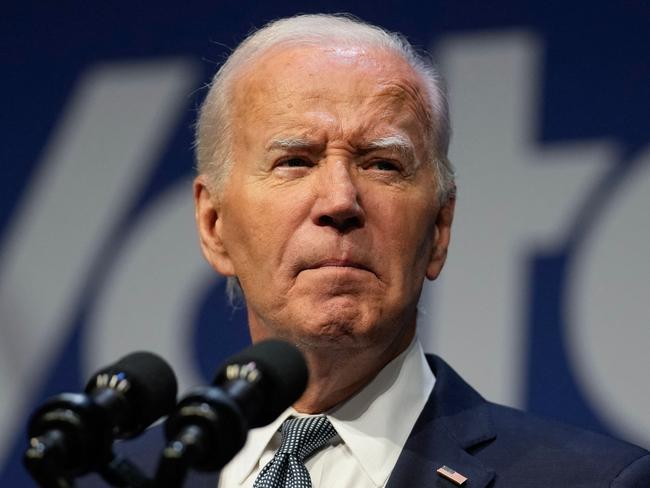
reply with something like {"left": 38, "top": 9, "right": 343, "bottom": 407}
{"left": 214, "top": 340, "right": 308, "bottom": 426}
{"left": 87, "top": 351, "right": 178, "bottom": 430}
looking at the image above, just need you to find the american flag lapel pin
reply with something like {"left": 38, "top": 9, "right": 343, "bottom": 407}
{"left": 436, "top": 465, "right": 468, "bottom": 486}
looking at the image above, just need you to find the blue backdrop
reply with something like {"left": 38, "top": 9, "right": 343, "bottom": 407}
{"left": 2, "top": 1, "right": 649, "bottom": 485}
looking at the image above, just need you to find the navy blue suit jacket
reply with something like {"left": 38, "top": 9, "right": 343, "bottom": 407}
{"left": 387, "top": 355, "right": 650, "bottom": 487}
{"left": 106, "top": 354, "right": 650, "bottom": 488}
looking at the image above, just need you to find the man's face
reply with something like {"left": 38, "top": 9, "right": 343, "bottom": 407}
{"left": 196, "top": 44, "right": 453, "bottom": 354}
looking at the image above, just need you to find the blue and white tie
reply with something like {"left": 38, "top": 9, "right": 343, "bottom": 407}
{"left": 253, "top": 416, "right": 336, "bottom": 488}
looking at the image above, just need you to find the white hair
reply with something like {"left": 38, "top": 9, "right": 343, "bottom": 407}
{"left": 195, "top": 13, "right": 455, "bottom": 201}
{"left": 194, "top": 14, "right": 456, "bottom": 303}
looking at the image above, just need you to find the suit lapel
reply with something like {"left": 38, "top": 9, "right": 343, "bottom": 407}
{"left": 387, "top": 355, "right": 496, "bottom": 488}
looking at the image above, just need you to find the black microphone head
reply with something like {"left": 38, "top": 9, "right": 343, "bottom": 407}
{"left": 214, "top": 340, "right": 308, "bottom": 427}
{"left": 85, "top": 351, "right": 178, "bottom": 437}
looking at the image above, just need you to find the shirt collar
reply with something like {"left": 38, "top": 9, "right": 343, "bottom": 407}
{"left": 226, "top": 404, "right": 294, "bottom": 484}
{"left": 327, "top": 338, "right": 434, "bottom": 486}
{"left": 225, "top": 337, "right": 434, "bottom": 486}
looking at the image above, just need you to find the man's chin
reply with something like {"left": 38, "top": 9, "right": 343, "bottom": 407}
{"left": 249, "top": 294, "right": 388, "bottom": 347}
{"left": 284, "top": 306, "right": 379, "bottom": 349}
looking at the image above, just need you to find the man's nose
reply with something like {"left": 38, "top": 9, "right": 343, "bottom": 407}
{"left": 310, "top": 160, "right": 365, "bottom": 233}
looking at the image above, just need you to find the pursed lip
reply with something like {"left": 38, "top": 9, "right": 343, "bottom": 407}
{"left": 307, "top": 259, "right": 373, "bottom": 273}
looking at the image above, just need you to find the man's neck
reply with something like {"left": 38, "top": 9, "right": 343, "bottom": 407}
{"left": 291, "top": 328, "right": 415, "bottom": 413}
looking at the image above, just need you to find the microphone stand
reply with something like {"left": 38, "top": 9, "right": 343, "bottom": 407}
{"left": 152, "top": 387, "right": 248, "bottom": 488}
{"left": 24, "top": 433, "right": 75, "bottom": 488}
{"left": 98, "top": 453, "right": 153, "bottom": 488}
{"left": 25, "top": 437, "right": 152, "bottom": 488}
{"left": 153, "top": 425, "right": 207, "bottom": 488}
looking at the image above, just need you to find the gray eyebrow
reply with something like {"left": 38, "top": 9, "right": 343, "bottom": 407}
{"left": 266, "top": 137, "right": 322, "bottom": 151}
{"left": 363, "top": 135, "right": 419, "bottom": 166}
{"left": 266, "top": 134, "right": 418, "bottom": 165}
{"left": 363, "top": 135, "right": 413, "bottom": 152}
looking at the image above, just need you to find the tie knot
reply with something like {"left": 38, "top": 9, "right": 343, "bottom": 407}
{"left": 277, "top": 416, "right": 336, "bottom": 461}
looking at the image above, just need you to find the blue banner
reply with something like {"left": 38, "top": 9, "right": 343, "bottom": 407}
{"left": 2, "top": 1, "right": 648, "bottom": 485}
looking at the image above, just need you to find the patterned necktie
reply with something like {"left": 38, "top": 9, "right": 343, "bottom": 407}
{"left": 253, "top": 416, "right": 336, "bottom": 488}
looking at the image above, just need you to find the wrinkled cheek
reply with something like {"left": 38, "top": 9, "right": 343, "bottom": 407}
{"left": 404, "top": 224, "right": 436, "bottom": 278}
{"left": 380, "top": 261, "right": 425, "bottom": 314}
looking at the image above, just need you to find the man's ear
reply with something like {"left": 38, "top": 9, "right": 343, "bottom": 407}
{"left": 426, "top": 197, "right": 455, "bottom": 281}
{"left": 193, "top": 175, "right": 235, "bottom": 276}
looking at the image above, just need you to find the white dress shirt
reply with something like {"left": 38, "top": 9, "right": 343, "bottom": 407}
{"left": 218, "top": 338, "right": 435, "bottom": 488}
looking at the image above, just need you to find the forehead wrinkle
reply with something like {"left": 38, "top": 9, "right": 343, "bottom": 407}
{"left": 234, "top": 46, "right": 432, "bottom": 160}
{"left": 376, "top": 80, "right": 430, "bottom": 120}
{"left": 362, "top": 79, "right": 433, "bottom": 164}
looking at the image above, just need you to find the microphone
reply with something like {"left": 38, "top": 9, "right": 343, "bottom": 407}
{"left": 212, "top": 338, "right": 310, "bottom": 428}
{"left": 85, "top": 351, "right": 178, "bottom": 438}
{"left": 155, "top": 340, "right": 308, "bottom": 486}
{"left": 24, "top": 351, "right": 177, "bottom": 485}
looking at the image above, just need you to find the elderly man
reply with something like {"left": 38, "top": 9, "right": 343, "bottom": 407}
{"left": 193, "top": 14, "right": 650, "bottom": 488}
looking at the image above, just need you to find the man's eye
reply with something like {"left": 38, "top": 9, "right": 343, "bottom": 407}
{"left": 279, "top": 157, "right": 312, "bottom": 168}
{"left": 372, "top": 160, "right": 400, "bottom": 171}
